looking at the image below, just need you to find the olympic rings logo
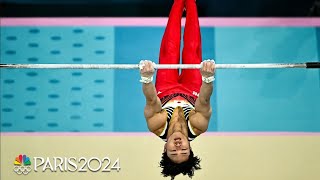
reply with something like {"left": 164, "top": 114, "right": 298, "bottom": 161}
{"left": 13, "top": 165, "right": 32, "bottom": 175}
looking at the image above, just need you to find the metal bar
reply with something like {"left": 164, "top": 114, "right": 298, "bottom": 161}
{"left": 0, "top": 63, "right": 308, "bottom": 69}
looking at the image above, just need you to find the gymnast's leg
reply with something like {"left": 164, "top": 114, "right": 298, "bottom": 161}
{"left": 155, "top": 0, "right": 185, "bottom": 93}
{"left": 180, "top": 0, "right": 202, "bottom": 95}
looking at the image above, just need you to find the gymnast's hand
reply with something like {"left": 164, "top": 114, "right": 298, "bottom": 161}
{"left": 139, "top": 60, "right": 155, "bottom": 78}
{"left": 200, "top": 59, "right": 215, "bottom": 78}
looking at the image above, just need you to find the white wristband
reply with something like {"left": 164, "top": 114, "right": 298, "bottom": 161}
{"left": 140, "top": 76, "right": 153, "bottom": 84}
{"left": 202, "top": 76, "right": 215, "bottom": 83}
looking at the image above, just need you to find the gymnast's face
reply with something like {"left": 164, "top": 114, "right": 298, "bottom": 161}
{"left": 165, "top": 132, "right": 190, "bottom": 163}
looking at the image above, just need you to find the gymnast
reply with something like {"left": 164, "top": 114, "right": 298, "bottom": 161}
{"left": 139, "top": 0, "right": 215, "bottom": 179}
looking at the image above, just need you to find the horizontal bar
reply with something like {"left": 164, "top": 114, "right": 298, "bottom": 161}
{"left": 306, "top": 62, "right": 320, "bottom": 68}
{"left": 2, "top": 132, "right": 320, "bottom": 137}
{"left": 1, "top": 18, "right": 320, "bottom": 27}
{"left": 0, "top": 63, "right": 310, "bottom": 69}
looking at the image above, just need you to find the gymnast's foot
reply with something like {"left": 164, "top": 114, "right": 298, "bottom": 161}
{"left": 185, "top": 0, "right": 196, "bottom": 4}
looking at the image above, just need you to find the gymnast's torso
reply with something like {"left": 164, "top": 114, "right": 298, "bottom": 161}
{"left": 156, "top": 94, "right": 200, "bottom": 142}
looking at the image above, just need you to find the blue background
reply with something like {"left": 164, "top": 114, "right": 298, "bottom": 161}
{"left": 1, "top": 26, "right": 319, "bottom": 132}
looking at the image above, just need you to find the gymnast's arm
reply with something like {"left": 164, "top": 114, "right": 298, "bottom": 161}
{"left": 190, "top": 82, "right": 213, "bottom": 134}
{"left": 140, "top": 61, "right": 167, "bottom": 133}
{"left": 189, "top": 61, "right": 215, "bottom": 134}
{"left": 143, "top": 83, "right": 166, "bottom": 133}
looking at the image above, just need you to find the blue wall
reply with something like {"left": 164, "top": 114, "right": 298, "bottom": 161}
{"left": 1, "top": 26, "right": 319, "bottom": 132}
{"left": 215, "top": 27, "right": 320, "bottom": 131}
{"left": 1, "top": 27, "right": 115, "bottom": 132}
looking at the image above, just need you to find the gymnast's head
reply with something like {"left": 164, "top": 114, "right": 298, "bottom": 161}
{"left": 159, "top": 108, "right": 201, "bottom": 179}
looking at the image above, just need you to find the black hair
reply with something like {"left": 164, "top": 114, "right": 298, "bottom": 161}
{"left": 159, "top": 150, "right": 201, "bottom": 180}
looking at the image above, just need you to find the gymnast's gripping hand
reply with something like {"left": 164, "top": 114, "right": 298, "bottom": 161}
{"left": 139, "top": 60, "right": 156, "bottom": 84}
{"left": 200, "top": 59, "right": 216, "bottom": 84}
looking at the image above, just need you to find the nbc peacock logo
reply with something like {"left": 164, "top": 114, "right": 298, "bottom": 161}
{"left": 13, "top": 154, "right": 32, "bottom": 175}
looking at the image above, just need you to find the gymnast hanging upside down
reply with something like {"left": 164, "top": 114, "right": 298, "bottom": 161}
{"left": 139, "top": 0, "right": 215, "bottom": 179}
